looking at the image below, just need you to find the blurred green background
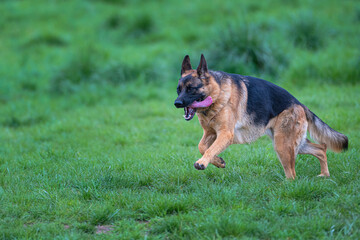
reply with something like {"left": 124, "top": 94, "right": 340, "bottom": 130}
{"left": 1, "top": 0, "right": 360, "bottom": 238}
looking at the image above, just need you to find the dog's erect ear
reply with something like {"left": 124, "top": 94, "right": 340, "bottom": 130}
{"left": 181, "top": 55, "right": 192, "bottom": 75}
{"left": 197, "top": 54, "right": 208, "bottom": 77}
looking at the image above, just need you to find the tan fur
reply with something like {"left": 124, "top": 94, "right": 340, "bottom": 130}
{"left": 299, "top": 139, "right": 329, "bottom": 176}
{"left": 180, "top": 69, "right": 196, "bottom": 78}
{"left": 267, "top": 105, "right": 308, "bottom": 179}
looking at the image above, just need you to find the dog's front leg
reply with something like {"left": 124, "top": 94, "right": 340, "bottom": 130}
{"left": 198, "top": 131, "right": 226, "bottom": 168}
{"left": 194, "top": 131, "right": 233, "bottom": 170}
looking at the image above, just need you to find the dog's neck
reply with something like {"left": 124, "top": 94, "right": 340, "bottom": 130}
{"left": 197, "top": 74, "right": 232, "bottom": 125}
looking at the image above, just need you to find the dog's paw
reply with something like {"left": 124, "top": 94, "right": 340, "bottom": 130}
{"left": 317, "top": 173, "right": 330, "bottom": 177}
{"left": 194, "top": 162, "right": 207, "bottom": 170}
{"left": 214, "top": 157, "right": 226, "bottom": 168}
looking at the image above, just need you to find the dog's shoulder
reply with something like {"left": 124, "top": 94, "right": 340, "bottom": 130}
{"left": 209, "top": 70, "right": 246, "bottom": 90}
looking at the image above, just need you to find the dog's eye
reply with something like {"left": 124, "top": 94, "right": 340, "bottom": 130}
{"left": 186, "top": 87, "right": 192, "bottom": 93}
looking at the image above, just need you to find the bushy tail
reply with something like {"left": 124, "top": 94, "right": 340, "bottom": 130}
{"left": 304, "top": 106, "right": 348, "bottom": 152}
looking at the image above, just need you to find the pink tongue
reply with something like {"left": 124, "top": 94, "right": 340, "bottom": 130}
{"left": 190, "top": 96, "right": 213, "bottom": 108}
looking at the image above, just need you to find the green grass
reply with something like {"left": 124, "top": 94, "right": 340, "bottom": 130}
{"left": 0, "top": 0, "right": 360, "bottom": 239}
{"left": 209, "top": 23, "right": 288, "bottom": 77}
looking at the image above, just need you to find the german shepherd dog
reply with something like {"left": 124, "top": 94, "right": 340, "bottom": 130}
{"left": 174, "top": 54, "right": 348, "bottom": 179}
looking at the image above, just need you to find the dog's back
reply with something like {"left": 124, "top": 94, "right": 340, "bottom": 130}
{"left": 221, "top": 72, "right": 301, "bottom": 126}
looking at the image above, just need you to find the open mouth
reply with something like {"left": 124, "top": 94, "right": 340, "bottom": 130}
{"left": 184, "top": 107, "right": 196, "bottom": 121}
{"left": 183, "top": 96, "right": 213, "bottom": 121}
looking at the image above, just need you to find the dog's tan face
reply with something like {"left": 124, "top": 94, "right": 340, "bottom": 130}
{"left": 174, "top": 55, "right": 213, "bottom": 121}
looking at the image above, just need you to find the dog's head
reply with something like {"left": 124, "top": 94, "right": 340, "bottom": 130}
{"left": 174, "top": 54, "right": 214, "bottom": 121}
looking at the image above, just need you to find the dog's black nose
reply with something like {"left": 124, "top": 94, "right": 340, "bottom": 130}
{"left": 174, "top": 100, "right": 184, "bottom": 108}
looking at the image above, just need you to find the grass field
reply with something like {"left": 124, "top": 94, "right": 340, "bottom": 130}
{"left": 1, "top": 0, "right": 360, "bottom": 239}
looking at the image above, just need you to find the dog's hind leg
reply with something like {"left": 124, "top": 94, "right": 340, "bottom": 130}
{"left": 299, "top": 139, "right": 329, "bottom": 177}
{"left": 273, "top": 134, "right": 297, "bottom": 179}
{"left": 198, "top": 131, "right": 226, "bottom": 168}
{"left": 272, "top": 105, "right": 308, "bottom": 179}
